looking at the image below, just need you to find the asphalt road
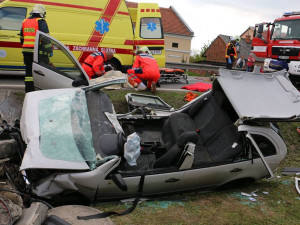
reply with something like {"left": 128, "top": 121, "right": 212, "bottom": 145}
{"left": 0, "top": 75, "right": 24, "bottom": 91}
{"left": 0, "top": 74, "right": 212, "bottom": 91}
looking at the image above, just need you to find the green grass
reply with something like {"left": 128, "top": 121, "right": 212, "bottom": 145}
{"left": 100, "top": 89, "right": 300, "bottom": 225}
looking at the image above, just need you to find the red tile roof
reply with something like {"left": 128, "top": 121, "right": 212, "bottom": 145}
{"left": 126, "top": 1, "right": 193, "bottom": 37}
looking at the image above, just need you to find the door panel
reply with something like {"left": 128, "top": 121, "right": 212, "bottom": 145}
{"left": 97, "top": 171, "right": 184, "bottom": 200}
{"left": 33, "top": 31, "right": 89, "bottom": 89}
{"left": 179, "top": 161, "right": 257, "bottom": 191}
{"left": 252, "top": 23, "right": 269, "bottom": 58}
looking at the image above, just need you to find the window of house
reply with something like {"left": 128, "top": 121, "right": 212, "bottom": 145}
{"left": 172, "top": 42, "right": 179, "bottom": 48}
{"left": 0, "top": 7, "right": 27, "bottom": 31}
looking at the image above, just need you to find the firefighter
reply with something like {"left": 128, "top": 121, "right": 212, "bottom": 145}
{"left": 82, "top": 51, "right": 114, "bottom": 79}
{"left": 127, "top": 47, "right": 160, "bottom": 93}
{"left": 20, "top": 4, "right": 50, "bottom": 93}
{"left": 225, "top": 37, "right": 238, "bottom": 69}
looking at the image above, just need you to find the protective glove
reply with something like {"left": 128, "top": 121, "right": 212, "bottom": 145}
{"left": 228, "top": 57, "right": 232, "bottom": 64}
{"left": 49, "top": 52, "right": 53, "bottom": 57}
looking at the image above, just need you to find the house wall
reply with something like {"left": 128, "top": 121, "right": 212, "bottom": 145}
{"left": 204, "top": 36, "right": 226, "bottom": 63}
{"left": 241, "top": 28, "right": 254, "bottom": 40}
{"left": 164, "top": 34, "right": 192, "bottom": 63}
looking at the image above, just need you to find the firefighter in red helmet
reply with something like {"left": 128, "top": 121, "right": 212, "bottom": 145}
{"left": 82, "top": 51, "right": 114, "bottom": 79}
{"left": 20, "top": 4, "right": 51, "bottom": 93}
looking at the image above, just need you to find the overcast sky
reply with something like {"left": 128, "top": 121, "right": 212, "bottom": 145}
{"left": 131, "top": 0, "right": 298, "bottom": 51}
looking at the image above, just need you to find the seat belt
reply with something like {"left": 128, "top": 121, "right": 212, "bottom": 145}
{"left": 178, "top": 143, "right": 195, "bottom": 170}
{"left": 77, "top": 173, "right": 145, "bottom": 220}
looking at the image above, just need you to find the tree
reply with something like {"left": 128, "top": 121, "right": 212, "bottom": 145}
{"left": 189, "top": 41, "right": 210, "bottom": 63}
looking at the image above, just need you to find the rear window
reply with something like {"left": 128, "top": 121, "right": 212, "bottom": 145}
{"left": 0, "top": 7, "right": 27, "bottom": 31}
{"left": 140, "top": 17, "right": 163, "bottom": 39}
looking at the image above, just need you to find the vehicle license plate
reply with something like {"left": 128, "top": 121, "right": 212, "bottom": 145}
{"left": 151, "top": 50, "right": 162, "bottom": 55}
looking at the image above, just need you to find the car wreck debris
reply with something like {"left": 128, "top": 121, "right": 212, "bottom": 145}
{"left": 296, "top": 177, "right": 300, "bottom": 195}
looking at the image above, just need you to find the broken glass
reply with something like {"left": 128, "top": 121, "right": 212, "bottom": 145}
{"left": 38, "top": 89, "right": 97, "bottom": 169}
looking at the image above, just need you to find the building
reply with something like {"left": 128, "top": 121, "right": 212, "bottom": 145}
{"left": 126, "top": 1, "right": 194, "bottom": 63}
{"left": 203, "top": 31, "right": 264, "bottom": 67}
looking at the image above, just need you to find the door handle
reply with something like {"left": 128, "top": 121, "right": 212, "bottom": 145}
{"left": 230, "top": 168, "right": 243, "bottom": 173}
{"left": 34, "top": 70, "right": 45, "bottom": 76}
{"left": 165, "top": 178, "right": 180, "bottom": 183}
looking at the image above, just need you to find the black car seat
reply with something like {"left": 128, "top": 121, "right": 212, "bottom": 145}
{"left": 155, "top": 84, "right": 242, "bottom": 168}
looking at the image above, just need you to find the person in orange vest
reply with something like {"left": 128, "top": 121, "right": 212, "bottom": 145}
{"left": 82, "top": 51, "right": 114, "bottom": 79}
{"left": 225, "top": 37, "right": 238, "bottom": 70}
{"left": 127, "top": 47, "right": 160, "bottom": 93}
{"left": 20, "top": 4, "right": 51, "bottom": 93}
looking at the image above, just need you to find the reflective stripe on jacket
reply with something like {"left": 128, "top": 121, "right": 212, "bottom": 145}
{"left": 22, "top": 18, "right": 40, "bottom": 48}
{"left": 225, "top": 43, "right": 237, "bottom": 59}
{"left": 82, "top": 51, "right": 107, "bottom": 79}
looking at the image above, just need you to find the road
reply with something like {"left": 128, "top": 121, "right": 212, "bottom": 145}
{"left": 0, "top": 74, "right": 212, "bottom": 91}
{"left": 0, "top": 75, "right": 24, "bottom": 91}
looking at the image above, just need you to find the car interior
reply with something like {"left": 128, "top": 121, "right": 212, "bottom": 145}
{"left": 85, "top": 80, "right": 248, "bottom": 175}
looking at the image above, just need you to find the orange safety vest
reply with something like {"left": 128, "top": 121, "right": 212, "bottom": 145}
{"left": 22, "top": 18, "right": 40, "bottom": 48}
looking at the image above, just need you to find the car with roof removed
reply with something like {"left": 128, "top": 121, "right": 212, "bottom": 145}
{"left": 19, "top": 31, "right": 300, "bottom": 205}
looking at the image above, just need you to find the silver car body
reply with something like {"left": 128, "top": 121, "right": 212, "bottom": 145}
{"left": 19, "top": 32, "right": 300, "bottom": 202}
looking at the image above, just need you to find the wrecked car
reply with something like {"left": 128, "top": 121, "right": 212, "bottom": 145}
{"left": 19, "top": 31, "right": 300, "bottom": 205}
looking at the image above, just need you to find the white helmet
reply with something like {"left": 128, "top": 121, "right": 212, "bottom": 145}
{"left": 140, "top": 46, "right": 152, "bottom": 55}
{"left": 31, "top": 4, "right": 46, "bottom": 18}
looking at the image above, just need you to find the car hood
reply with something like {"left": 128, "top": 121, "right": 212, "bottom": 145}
{"left": 218, "top": 69, "right": 300, "bottom": 122}
{"left": 20, "top": 78, "right": 126, "bottom": 171}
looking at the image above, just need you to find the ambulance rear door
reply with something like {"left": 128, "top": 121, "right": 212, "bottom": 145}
{"left": 0, "top": 4, "right": 28, "bottom": 73}
{"left": 33, "top": 31, "right": 90, "bottom": 90}
{"left": 134, "top": 3, "right": 165, "bottom": 67}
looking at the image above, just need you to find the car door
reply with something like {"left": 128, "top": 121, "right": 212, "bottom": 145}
{"left": 252, "top": 23, "right": 270, "bottom": 58}
{"left": 97, "top": 170, "right": 184, "bottom": 200}
{"left": 33, "top": 31, "right": 90, "bottom": 90}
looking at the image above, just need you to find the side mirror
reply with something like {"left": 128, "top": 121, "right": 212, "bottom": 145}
{"left": 257, "top": 24, "right": 264, "bottom": 33}
{"left": 111, "top": 173, "right": 128, "bottom": 192}
{"left": 72, "top": 77, "right": 88, "bottom": 87}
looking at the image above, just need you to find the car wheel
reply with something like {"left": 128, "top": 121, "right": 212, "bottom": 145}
{"left": 49, "top": 192, "right": 90, "bottom": 207}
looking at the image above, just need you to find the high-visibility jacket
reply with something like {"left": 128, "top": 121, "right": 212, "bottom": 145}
{"left": 22, "top": 18, "right": 40, "bottom": 48}
{"left": 127, "top": 53, "right": 160, "bottom": 88}
{"left": 82, "top": 51, "right": 107, "bottom": 79}
{"left": 132, "top": 53, "right": 160, "bottom": 79}
{"left": 225, "top": 43, "right": 237, "bottom": 59}
{"left": 20, "top": 16, "right": 49, "bottom": 53}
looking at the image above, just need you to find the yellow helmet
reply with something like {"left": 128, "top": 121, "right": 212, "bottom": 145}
{"left": 31, "top": 4, "right": 46, "bottom": 18}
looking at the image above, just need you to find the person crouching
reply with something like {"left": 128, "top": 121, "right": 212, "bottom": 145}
{"left": 127, "top": 47, "right": 160, "bottom": 93}
{"left": 82, "top": 51, "right": 114, "bottom": 79}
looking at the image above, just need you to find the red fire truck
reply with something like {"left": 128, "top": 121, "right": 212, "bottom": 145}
{"left": 252, "top": 12, "right": 300, "bottom": 88}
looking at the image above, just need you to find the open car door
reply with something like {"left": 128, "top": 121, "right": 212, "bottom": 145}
{"left": 33, "top": 31, "right": 90, "bottom": 90}
{"left": 252, "top": 23, "right": 270, "bottom": 58}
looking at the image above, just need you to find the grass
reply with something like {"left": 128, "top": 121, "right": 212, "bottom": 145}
{"left": 100, "top": 89, "right": 300, "bottom": 225}
{"left": 9, "top": 89, "right": 300, "bottom": 224}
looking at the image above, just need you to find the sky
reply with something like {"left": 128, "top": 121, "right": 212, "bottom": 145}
{"left": 131, "top": 0, "right": 298, "bottom": 52}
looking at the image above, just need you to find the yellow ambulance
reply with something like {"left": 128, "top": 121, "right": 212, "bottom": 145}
{"left": 0, "top": 0, "right": 165, "bottom": 75}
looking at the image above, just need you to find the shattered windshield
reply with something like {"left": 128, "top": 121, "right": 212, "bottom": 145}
{"left": 271, "top": 19, "right": 300, "bottom": 40}
{"left": 38, "top": 89, "right": 97, "bottom": 169}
